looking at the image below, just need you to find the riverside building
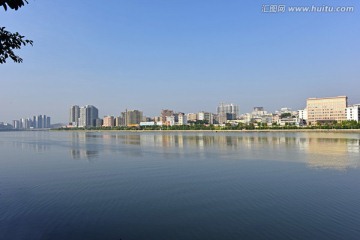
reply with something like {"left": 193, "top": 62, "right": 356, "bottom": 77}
{"left": 103, "top": 116, "right": 115, "bottom": 127}
{"left": 69, "top": 105, "right": 80, "bottom": 126}
{"left": 306, "top": 96, "right": 347, "bottom": 125}
{"left": 217, "top": 103, "right": 239, "bottom": 124}
{"left": 346, "top": 104, "right": 360, "bottom": 122}
{"left": 78, "top": 105, "right": 99, "bottom": 128}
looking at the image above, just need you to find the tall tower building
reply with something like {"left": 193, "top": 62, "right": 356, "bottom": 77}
{"left": 43, "top": 115, "right": 47, "bottom": 128}
{"left": 79, "top": 107, "right": 87, "bottom": 127}
{"left": 46, "top": 116, "right": 51, "bottom": 128}
{"left": 69, "top": 105, "right": 80, "bottom": 126}
{"left": 78, "top": 105, "right": 99, "bottom": 128}
{"left": 122, "top": 109, "right": 143, "bottom": 126}
{"left": 35, "top": 115, "right": 43, "bottom": 129}
{"left": 217, "top": 103, "right": 239, "bottom": 123}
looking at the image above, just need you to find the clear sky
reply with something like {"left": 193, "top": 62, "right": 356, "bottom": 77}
{"left": 1, "top": 0, "right": 359, "bottom": 123}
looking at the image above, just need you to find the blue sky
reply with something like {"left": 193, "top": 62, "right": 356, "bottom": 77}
{"left": 1, "top": 0, "right": 359, "bottom": 123}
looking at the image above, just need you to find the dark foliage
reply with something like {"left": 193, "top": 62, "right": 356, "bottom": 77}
{"left": 0, "top": 0, "right": 28, "bottom": 11}
{"left": 0, "top": 0, "right": 32, "bottom": 63}
{"left": 0, "top": 27, "right": 33, "bottom": 63}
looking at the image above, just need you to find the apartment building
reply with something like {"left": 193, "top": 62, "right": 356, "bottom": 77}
{"left": 306, "top": 96, "right": 347, "bottom": 125}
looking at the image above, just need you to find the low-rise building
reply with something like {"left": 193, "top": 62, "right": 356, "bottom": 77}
{"left": 186, "top": 113, "right": 197, "bottom": 122}
{"left": 140, "top": 122, "right": 156, "bottom": 126}
{"left": 278, "top": 117, "right": 300, "bottom": 126}
{"left": 166, "top": 116, "right": 175, "bottom": 126}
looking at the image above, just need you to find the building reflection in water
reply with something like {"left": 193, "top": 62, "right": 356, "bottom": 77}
{"left": 11, "top": 141, "right": 51, "bottom": 152}
{"left": 305, "top": 137, "right": 360, "bottom": 170}
{"left": 7, "top": 132, "right": 52, "bottom": 153}
{"left": 70, "top": 132, "right": 100, "bottom": 161}
{"left": 66, "top": 131, "right": 360, "bottom": 170}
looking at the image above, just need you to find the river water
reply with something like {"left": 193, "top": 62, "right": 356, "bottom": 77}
{"left": 0, "top": 131, "right": 359, "bottom": 240}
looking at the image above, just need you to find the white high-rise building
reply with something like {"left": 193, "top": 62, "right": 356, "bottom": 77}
{"left": 78, "top": 105, "right": 99, "bottom": 128}
{"left": 298, "top": 109, "right": 308, "bottom": 121}
{"left": 346, "top": 104, "right": 360, "bottom": 122}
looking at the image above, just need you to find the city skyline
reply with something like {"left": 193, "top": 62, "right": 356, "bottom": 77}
{"left": 2, "top": 96, "right": 360, "bottom": 125}
{"left": 1, "top": 1, "right": 360, "bottom": 123}
{"left": 5, "top": 95, "right": 359, "bottom": 128}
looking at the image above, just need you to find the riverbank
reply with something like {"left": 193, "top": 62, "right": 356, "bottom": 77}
{"left": 52, "top": 129, "right": 360, "bottom": 133}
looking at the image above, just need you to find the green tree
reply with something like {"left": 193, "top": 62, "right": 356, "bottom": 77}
{"left": 280, "top": 113, "right": 291, "bottom": 118}
{"left": 1, "top": 0, "right": 33, "bottom": 64}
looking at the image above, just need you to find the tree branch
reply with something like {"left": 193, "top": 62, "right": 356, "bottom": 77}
{"left": 0, "top": 0, "right": 28, "bottom": 11}
{"left": 0, "top": 27, "right": 33, "bottom": 64}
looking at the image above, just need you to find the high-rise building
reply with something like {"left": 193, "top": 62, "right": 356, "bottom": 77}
{"left": 95, "top": 118, "right": 102, "bottom": 127}
{"left": 307, "top": 96, "right": 347, "bottom": 125}
{"left": 346, "top": 104, "right": 360, "bottom": 122}
{"left": 78, "top": 105, "right": 99, "bottom": 128}
{"left": 115, "top": 117, "right": 122, "bottom": 127}
{"left": 161, "top": 109, "right": 174, "bottom": 123}
{"left": 217, "top": 103, "right": 239, "bottom": 123}
{"left": 20, "top": 118, "right": 29, "bottom": 129}
{"left": 198, "top": 111, "right": 214, "bottom": 124}
{"left": 46, "top": 116, "right": 51, "bottom": 128}
{"left": 103, "top": 116, "right": 115, "bottom": 127}
{"left": 69, "top": 105, "right": 80, "bottom": 126}
{"left": 14, "top": 114, "right": 51, "bottom": 129}
{"left": 35, "top": 115, "right": 43, "bottom": 128}
{"left": 298, "top": 109, "right": 308, "bottom": 121}
{"left": 122, "top": 109, "right": 143, "bottom": 126}
{"left": 79, "top": 107, "right": 86, "bottom": 127}
{"left": 116, "top": 115, "right": 126, "bottom": 126}
{"left": 177, "top": 113, "right": 188, "bottom": 125}
{"left": 43, "top": 115, "right": 47, "bottom": 128}
{"left": 12, "top": 120, "right": 20, "bottom": 129}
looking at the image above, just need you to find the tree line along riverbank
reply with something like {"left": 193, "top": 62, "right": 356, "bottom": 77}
{"left": 55, "top": 120, "right": 360, "bottom": 132}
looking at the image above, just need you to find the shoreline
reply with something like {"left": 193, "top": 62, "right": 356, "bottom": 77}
{"left": 50, "top": 129, "right": 360, "bottom": 133}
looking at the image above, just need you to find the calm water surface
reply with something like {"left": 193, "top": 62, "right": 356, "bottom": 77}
{"left": 0, "top": 131, "right": 359, "bottom": 240}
